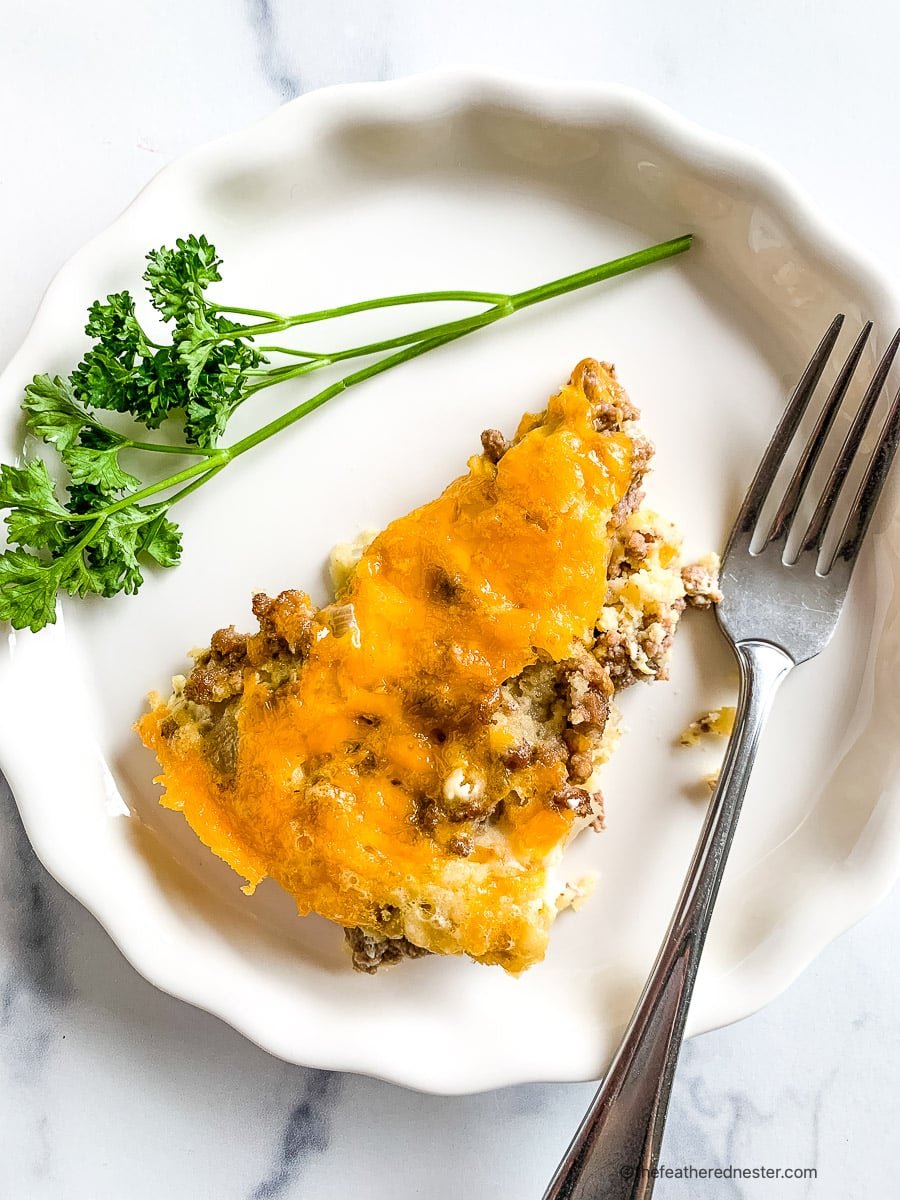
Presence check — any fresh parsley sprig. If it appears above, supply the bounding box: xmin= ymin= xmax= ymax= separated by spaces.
xmin=0 ymin=232 xmax=692 ymax=632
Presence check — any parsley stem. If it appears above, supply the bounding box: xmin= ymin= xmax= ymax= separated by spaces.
xmin=59 ymin=237 xmax=692 ymax=524
xmin=125 ymin=438 xmax=220 ymax=457
xmin=210 ymin=305 xmax=284 ymax=321
xmin=58 ymin=516 xmax=107 ymax=576
xmin=159 ymin=461 xmax=229 ymax=507
xmin=211 ymin=289 xmax=512 ymax=344
xmin=257 ymin=346 xmax=330 ymax=359
xmin=65 ymin=457 xmax=225 ymax=521
xmin=232 ymin=236 xmax=692 ymax=451
xmin=242 ymin=235 xmax=693 ymax=399
xmin=232 ymin=331 xmax=472 ymax=451
xmin=72 ymin=517 xmax=105 ymax=554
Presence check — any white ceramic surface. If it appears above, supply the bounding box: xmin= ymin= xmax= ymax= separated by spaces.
xmin=1 ymin=71 xmax=898 ymax=1095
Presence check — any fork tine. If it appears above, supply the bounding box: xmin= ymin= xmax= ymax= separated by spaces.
xmin=800 ymin=327 xmax=900 ymax=555
xmin=727 ymin=314 xmax=844 ymax=551
xmin=762 ymin=323 xmax=872 ymax=547
xmin=826 ymin=384 xmax=900 ymax=576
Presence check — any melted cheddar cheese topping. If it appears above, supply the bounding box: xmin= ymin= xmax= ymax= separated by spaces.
xmin=138 ymin=364 xmax=636 ymax=972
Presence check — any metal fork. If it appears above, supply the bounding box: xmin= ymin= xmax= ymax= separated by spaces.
xmin=544 ymin=315 xmax=900 ymax=1200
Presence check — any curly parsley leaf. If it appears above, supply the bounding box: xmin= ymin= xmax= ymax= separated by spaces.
xmin=0 ymin=501 xmax=185 ymax=630
xmin=164 ymin=308 xmax=262 ymax=445
xmin=64 ymin=239 xmax=262 ymax=447
xmin=71 ymin=339 xmax=167 ymax=427
xmin=0 ymin=458 xmax=70 ymax=553
xmin=22 ymin=375 xmax=96 ymax=454
xmin=70 ymin=292 xmax=157 ymax=412
xmin=144 ymin=234 xmax=222 ymax=322
xmin=177 ymin=305 xmax=219 ymax=391
xmin=0 ymin=459 xmax=67 ymax=515
xmin=86 ymin=510 xmax=147 ymax=596
xmin=4 ymin=508 xmax=68 ymax=554
xmin=65 ymin=481 xmax=111 ymax=516
xmin=0 ymin=548 xmax=64 ymax=632
xmin=138 ymin=508 xmax=183 ymax=569
xmin=84 ymin=290 xmax=152 ymax=351
xmin=85 ymin=507 xmax=183 ymax=597
xmin=0 ymin=529 xmax=100 ymax=629
xmin=62 ymin=445 xmax=140 ymax=494
xmin=57 ymin=542 xmax=103 ymax=600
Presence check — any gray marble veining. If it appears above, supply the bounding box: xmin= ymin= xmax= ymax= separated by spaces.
xmin=0 ymin=780 xmax=72 ymax=1011
xmin=249 ymin=1072 xmax=343 ymax=1199
xmin=0 ymin=775 xmax=72 ymax=1091
xmin=2 ymin=1 xmax=900 ymax=1196
xmin=246 ymin=0 xmax=303 ymax=101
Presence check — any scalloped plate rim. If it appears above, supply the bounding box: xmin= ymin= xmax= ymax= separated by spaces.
xmin=1 ymin=70 xmax=898 ymax=1094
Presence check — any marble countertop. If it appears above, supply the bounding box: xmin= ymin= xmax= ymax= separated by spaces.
xmin=2 ymin=2 xmax=899 ymax=1196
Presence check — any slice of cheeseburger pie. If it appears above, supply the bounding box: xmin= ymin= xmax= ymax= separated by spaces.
xmin=138 ymin=359 xmax=719 ymax=974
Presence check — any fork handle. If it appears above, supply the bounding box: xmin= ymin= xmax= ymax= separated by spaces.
xmin=543 ymin=639 xmax=793 ymax=1200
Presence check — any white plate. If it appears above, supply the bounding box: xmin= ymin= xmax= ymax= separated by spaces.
xmin=1 ymin=72 xmax=899 ymax=1095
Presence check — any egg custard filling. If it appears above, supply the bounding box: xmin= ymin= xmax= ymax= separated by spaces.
xmin=137 ymin=359 xmax=718 ymax=974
